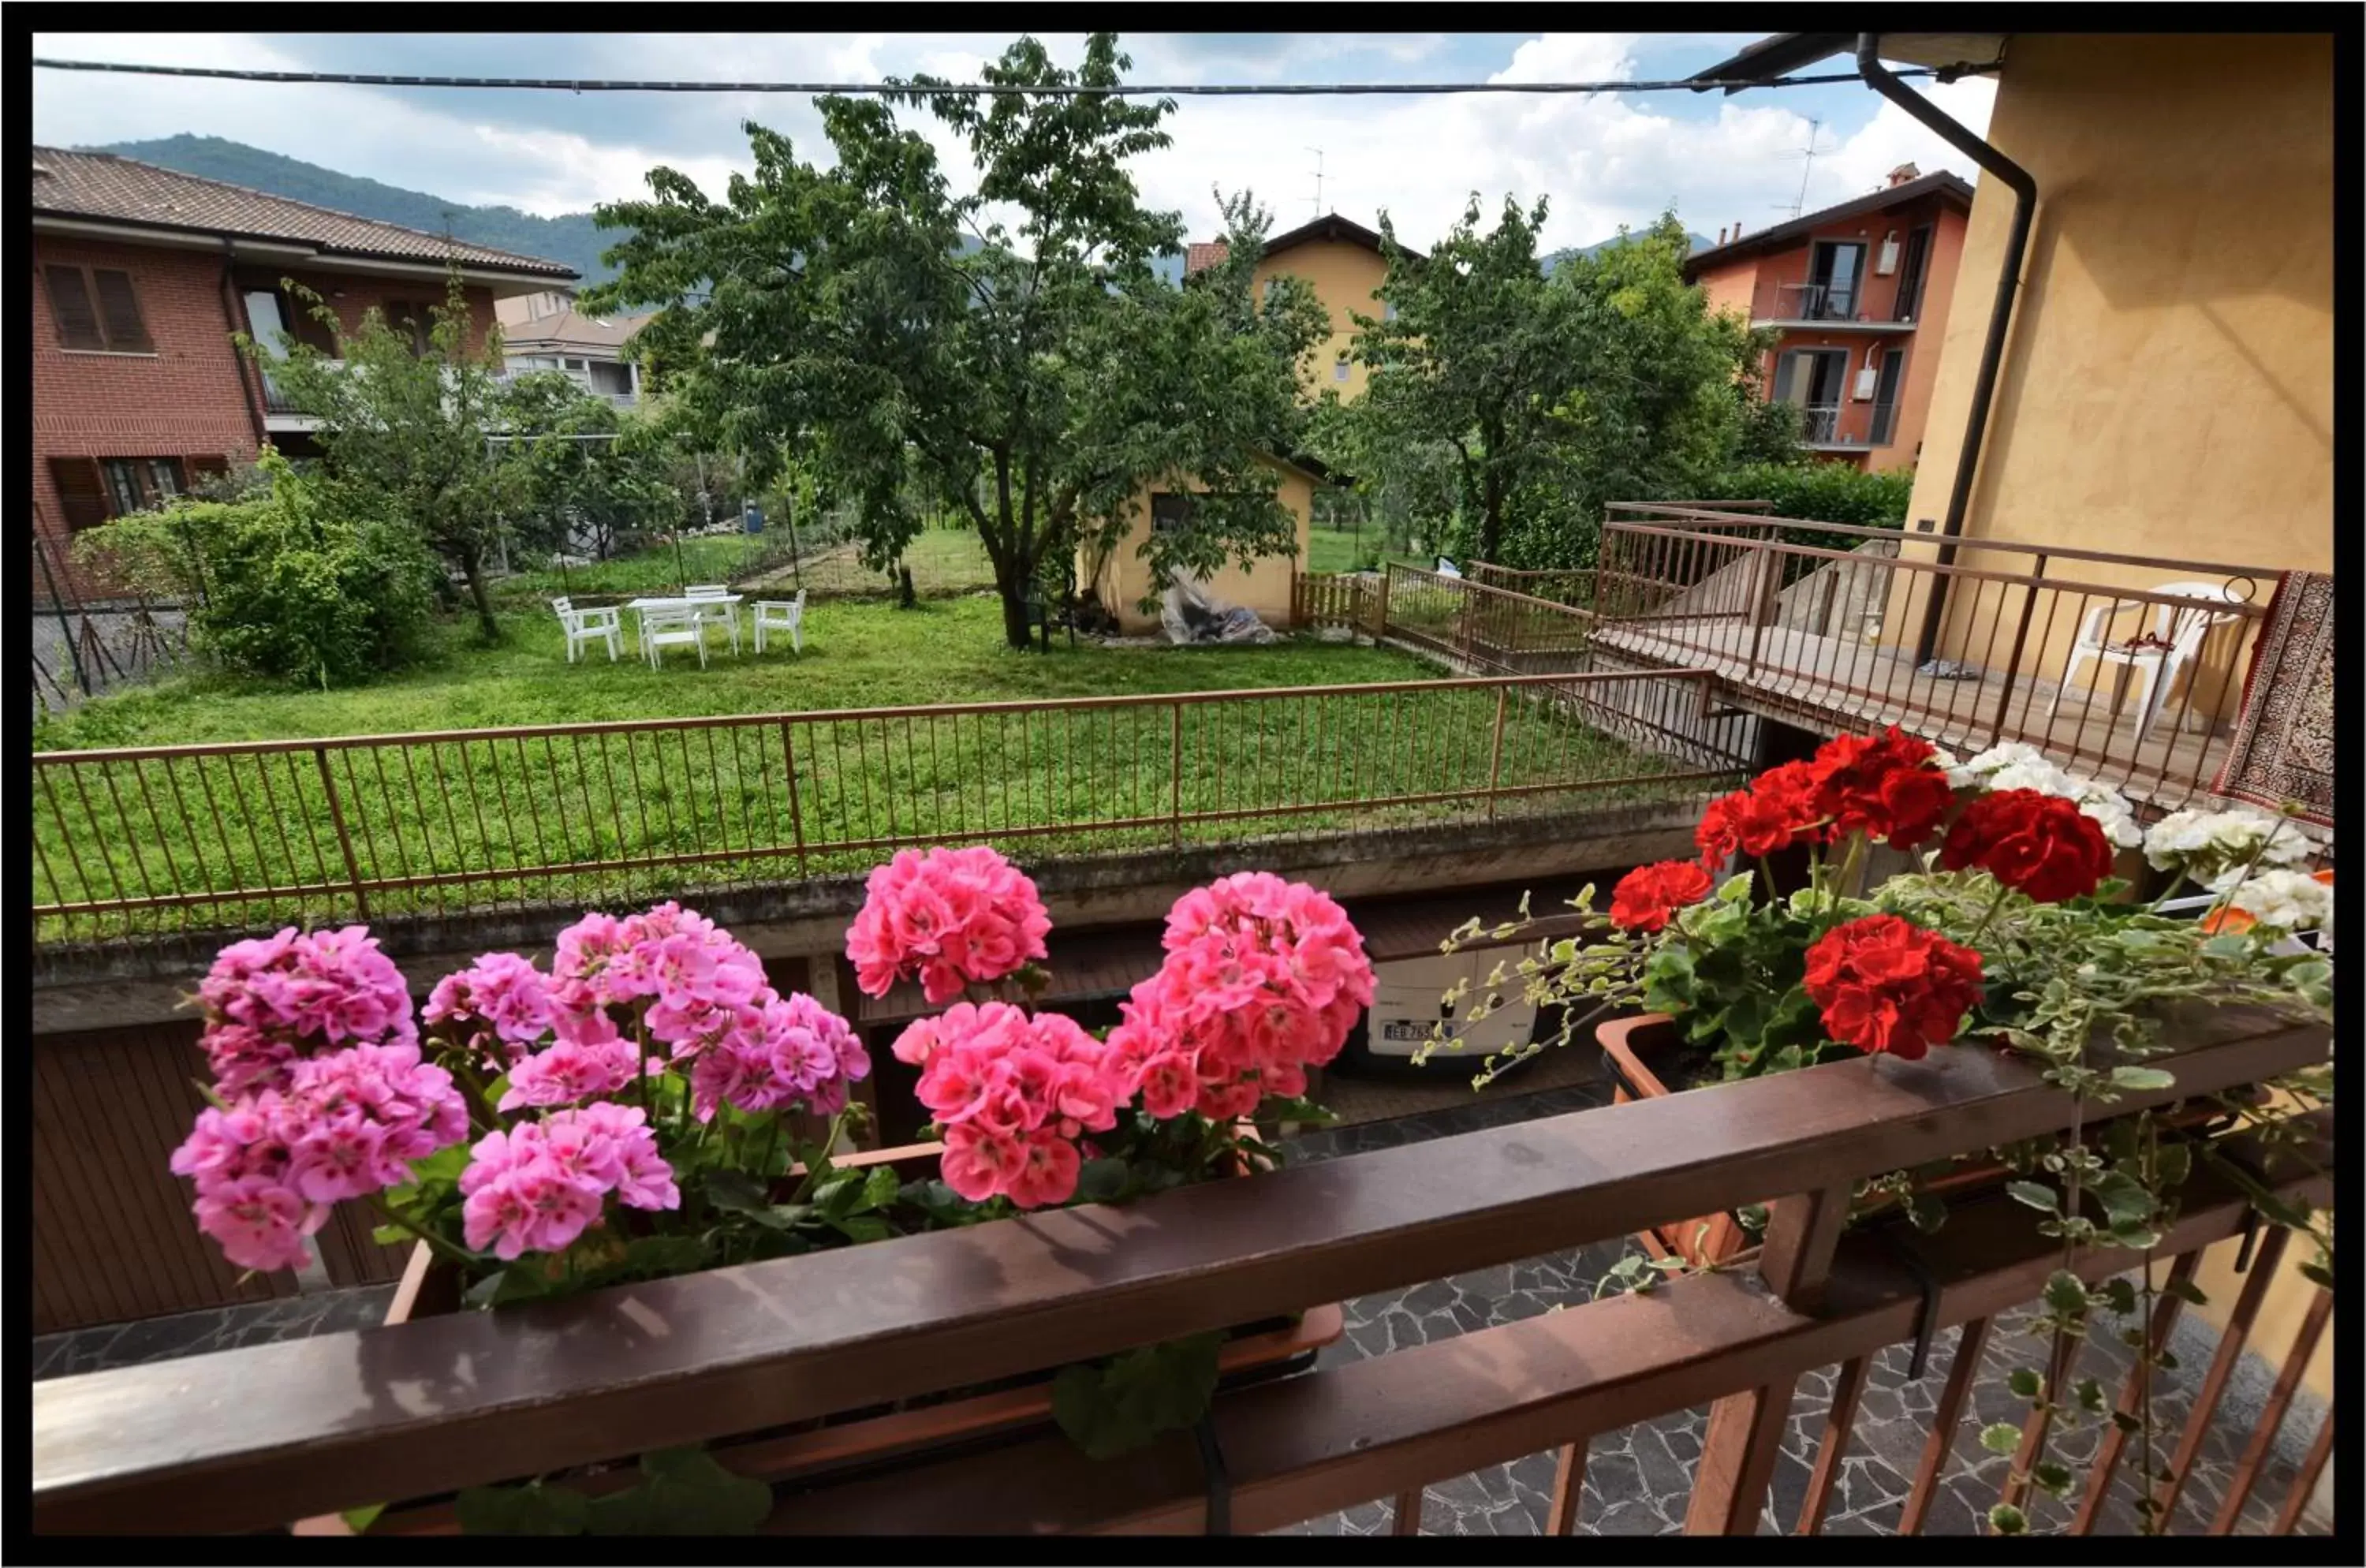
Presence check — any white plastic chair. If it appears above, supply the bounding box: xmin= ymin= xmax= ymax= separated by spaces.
xmin=752 ymin=590 xmax=806 ymax=655
xmin=684 ymin=584 xmax=740 ymax=655
xmin=2043 ymin=581 xmax=2247 ymax=742
xmin=640 ymin=603 xmax=709 ymax=670
xmin=550 ymin=596 xmax=621 ymax=663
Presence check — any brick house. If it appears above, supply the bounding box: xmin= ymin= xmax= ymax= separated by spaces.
xmin=1682 ymin=164 xmax=1973 ymax=471
xmin=32 ymin=147 xmax=577 ymax=599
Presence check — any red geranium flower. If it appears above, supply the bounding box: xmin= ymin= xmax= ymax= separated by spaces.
xmin=1696 ymin=760 xmax=1829 ymax=865
xmin=1939 ymin=790 xmax=2115 ymax=903
xmin=1608 ymin=860 xmax=1716 ymax=933
xmin=1811 ymin=727 xmax=1957 ymax=849
xmin=1802 ymin=914 xmax=1985 ymax=1061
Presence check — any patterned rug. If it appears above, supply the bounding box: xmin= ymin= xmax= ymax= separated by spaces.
xmin=2212 ymin=570 xmax=2334 ymax=826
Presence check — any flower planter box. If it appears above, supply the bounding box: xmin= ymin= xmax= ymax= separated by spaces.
xmin=296 ymin=1137 xmax=1343 ymax=1536
xmin=1597 ymin=1012 xmax=2263 ymax=1270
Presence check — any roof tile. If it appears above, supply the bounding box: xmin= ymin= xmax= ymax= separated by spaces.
xmin=31 ymin=147 xmax=576 ymax=278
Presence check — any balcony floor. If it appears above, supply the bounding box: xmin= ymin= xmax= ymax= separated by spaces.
xmin=1593 ymin=616 xmax=2243 ymax=818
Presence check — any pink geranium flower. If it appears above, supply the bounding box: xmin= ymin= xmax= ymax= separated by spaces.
xmin=846 ymin=846 xmax=1051 ymax=1004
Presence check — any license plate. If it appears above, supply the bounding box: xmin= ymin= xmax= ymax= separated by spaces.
xmin=1380 ymin=1020 xmax=1430 ymax=1042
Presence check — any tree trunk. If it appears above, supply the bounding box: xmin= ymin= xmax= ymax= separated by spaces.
xmin=458 ymin=543 xmax=500 ymax=641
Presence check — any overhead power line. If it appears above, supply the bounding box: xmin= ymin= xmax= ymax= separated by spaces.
xmin=28 ymin=58 xmax=1982 ymax=96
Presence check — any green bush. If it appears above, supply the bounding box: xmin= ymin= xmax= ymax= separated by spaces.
xmin=1700 ymin=461 xmax=1916 ymax=532
xmin=77 ymin=452 xmax=438 ymax=689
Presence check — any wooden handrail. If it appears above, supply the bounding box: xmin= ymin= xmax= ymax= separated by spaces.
xmin=30 ymin=1005 xmax=2327 ymax=1534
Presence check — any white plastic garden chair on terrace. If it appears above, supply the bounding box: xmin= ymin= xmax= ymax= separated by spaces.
xmin=752 ymin=589 xmax=806 ymax=655
xmin=640 ymin=603 xmax=710 ymax=670
xmin=550 ymin=596 xmax=621 ymax=663
xmin=684 ymin=584 xmax=741 ymax=655
xmin=2042 ymin=581 xmax=2247 ymax=743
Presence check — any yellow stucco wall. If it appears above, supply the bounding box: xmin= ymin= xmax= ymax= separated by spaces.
xmin=1254 ymin=237 xmax=1391 ymax=401
xmin=1088 ymin=455 xmax=1316 ymax=635
xmin=1886 ymin=34 xmax=2333 ymax=715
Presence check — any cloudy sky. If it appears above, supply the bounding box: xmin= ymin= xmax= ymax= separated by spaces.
xmin=31 ymin=32 xmax=1996 ymax=250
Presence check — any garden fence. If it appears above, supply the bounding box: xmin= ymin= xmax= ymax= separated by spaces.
xmin=33 ymin=669 xmax=1743 ymax=952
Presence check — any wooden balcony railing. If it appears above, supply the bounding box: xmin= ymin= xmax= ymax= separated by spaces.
xmin=30 ymin=1004 xmax=2331 ymax=1536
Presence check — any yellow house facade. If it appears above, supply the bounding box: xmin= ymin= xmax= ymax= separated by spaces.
xmin=1882 ymin=31 xmax=2334 ymax=1402
xmin=1871 ymin=34 xmax=2333 ymax=715
xmin=1087 ymin=215 xmax=1405 ymax=634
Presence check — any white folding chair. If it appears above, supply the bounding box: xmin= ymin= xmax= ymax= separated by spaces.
xmin=2043 ymin=581 xmax=2247 ymax=742
xmin=640 ymin=603 xmax=709 ymax=670
xmin=550 ymin=596 xmax=621 ymax=663
xmin=752 ymin=589 xmax=806 ymax=655
xmin=684 ymin=584 xmax=740 ymax=655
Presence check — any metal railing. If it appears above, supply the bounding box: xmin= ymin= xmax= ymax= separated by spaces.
xmin=1592 ymin=510 xmax=2286 ymax=812
xmin=1801 ymin=402 xmax=1845 ymax=443
xmin=29 ymin=1006 xmax=2332 ymax=1536
xmin=1756 ymin=279 xmax=1865 ymax=323
xmin=32 ymin=670 xmax=1744 ymax=951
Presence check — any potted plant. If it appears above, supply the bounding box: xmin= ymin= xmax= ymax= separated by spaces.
xmin=170 ymin=847 xmax=1372 ymax=1536
xmin=1427 ymin=733 xmax=2331 ymax=1264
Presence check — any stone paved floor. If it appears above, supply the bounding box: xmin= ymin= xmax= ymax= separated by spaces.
xmin=31 ymin=1069 xmax=2329 ymax=1537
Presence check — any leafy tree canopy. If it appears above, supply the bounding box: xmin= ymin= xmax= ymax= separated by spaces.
xmin=583 ymin=32 xmax=1326 ymax=648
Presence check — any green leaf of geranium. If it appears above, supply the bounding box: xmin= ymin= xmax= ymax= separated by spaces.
xmin=1716 ymin=872 xmax=1756 ymax=904
xmin=2075 ymin=1377 xmax=2107 ymax=1413
xmin=2005 ymin=1181 xmax=2059 ymax=1213
xmin=583 ymin=1447 xmax=771 ymax=1535
xmin=1987 ymin=1503 xmax=2028 ymax=1536
xmin=1051 ymin=1333 xmax=1224 ymax=1461
xmin=2032 ymin=1462 xmax=2073 ymax=1498
xmin=2007 ymin=1368 xmax=2043 ymax=1398
xmin=2042 ymin=1271 xmax=2090 ymax=1316
xmin=339 ymin=1503 xmax=386 ymax=1535
xmin=455 ymin=1480 xmax=589 ymax=1536
xmin=859 ymin=1163 xmax=903 ymax=1212
xmin=1075 ymin=1157 xmax=1131 ymax=1204
xmin=1980 ymin=1423 xmax=2024 ymax=1455
xmin=2107 ymin=1066 xmax=2178 ymax=1093
xmin=2163 ymin=1275 xmax=2208 ymax=1307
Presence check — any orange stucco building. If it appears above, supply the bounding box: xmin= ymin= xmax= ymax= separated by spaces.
xmin=1684 ymin=166 xmax=1972 ymax=472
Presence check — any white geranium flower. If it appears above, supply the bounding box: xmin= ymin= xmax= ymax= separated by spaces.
xmin=1946 ymin=741 xmax=2050 ymax=790
xmin=2217 ymin=868 xmax=2333 ymax=933
xmin=2073 ymin=785 xmax=2144 ymax=850
xmin=2145 ymin=808 xmax=2309 ymax=876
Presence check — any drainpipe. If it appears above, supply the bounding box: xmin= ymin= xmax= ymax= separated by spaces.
xmin=1856 ymin=34 xmax=2037 ymax=666
xmin=219 ymin=241 xmax=267 ymax=450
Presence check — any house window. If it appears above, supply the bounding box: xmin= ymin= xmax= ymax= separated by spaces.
xmin=1150 ymin=494 xmax=1196 ymax=535
xmin=45 ymin=264 xmax=155 ymax=353
xmin=382 ymin=299 xmax=435 ymax=355
xmin=1773 ymin=349 xmax=1850 ymax=442
xmin=1868 ymin=348 xmax=1909 ymax=445
xmin=1333 ymin=355 xmax=1351 ymax=383
xmin=1807 ymin=241 xmax=1866 ymax=321
xmin=1892 ymin=225 xmax=1933 ymax=321
xmin=51 ymin=456 xmax=192 ymax=530
xmin=1383 ymin=300 xmax=1399 ymax=323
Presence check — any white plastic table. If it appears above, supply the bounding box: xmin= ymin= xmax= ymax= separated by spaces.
xmin=623 ymin=594 xmax=743 ymax=657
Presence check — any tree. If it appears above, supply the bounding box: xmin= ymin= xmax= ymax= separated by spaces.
xmin=584 ymin=32 xmax=1324 ymax=648
xmin=500 ymin=374 xmax=679 ymax=561
xmin=244 ymin=274 xmax=522 ymax=638
xmin=1332 ymin=194 xmax=1588 ymax=564
xmin=75 ymin=450 xmax=437 ymax=689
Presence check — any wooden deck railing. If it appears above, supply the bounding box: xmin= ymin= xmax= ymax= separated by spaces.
xmin=30 ymin=1004 xmax=2331 ymax=1536
xmin=32 ymin=669 xmax=1742 ymax=952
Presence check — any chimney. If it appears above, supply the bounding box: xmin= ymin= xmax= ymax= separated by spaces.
xmin=1731 ymin=219 xmax=1742 ymax=240
xmin=1715 ymin=226 xmax=1728 ymax=245
xmin=1886 ymin=162 xmax=1921 ymax=189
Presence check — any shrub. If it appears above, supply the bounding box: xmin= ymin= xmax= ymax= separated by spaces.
xmin=1700 ymin=461 xmax=1916 ymax=532
xmin=77 ymin=452 xmax=438 ymax=689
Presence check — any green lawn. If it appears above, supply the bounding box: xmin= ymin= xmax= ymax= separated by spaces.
xmin=1306 ymin=525 xmax=1374 ymax=576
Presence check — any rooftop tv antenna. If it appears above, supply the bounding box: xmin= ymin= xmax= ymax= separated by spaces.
xmin=1307 ymin=147 xmax=1325 ymax=219
xmin=1776 ymin=118 xmax=1833 ymax=218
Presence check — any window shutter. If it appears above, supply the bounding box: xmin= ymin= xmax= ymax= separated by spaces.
xmin=49 ymin=458 xmax=113 ymax=531
xmin=91 ymin=270 xmax=154 ymax=352
xmin=285 ymin=289 xmax=341 ymax=357
xmin=44 ymin=267 xmax=106 ymax=350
